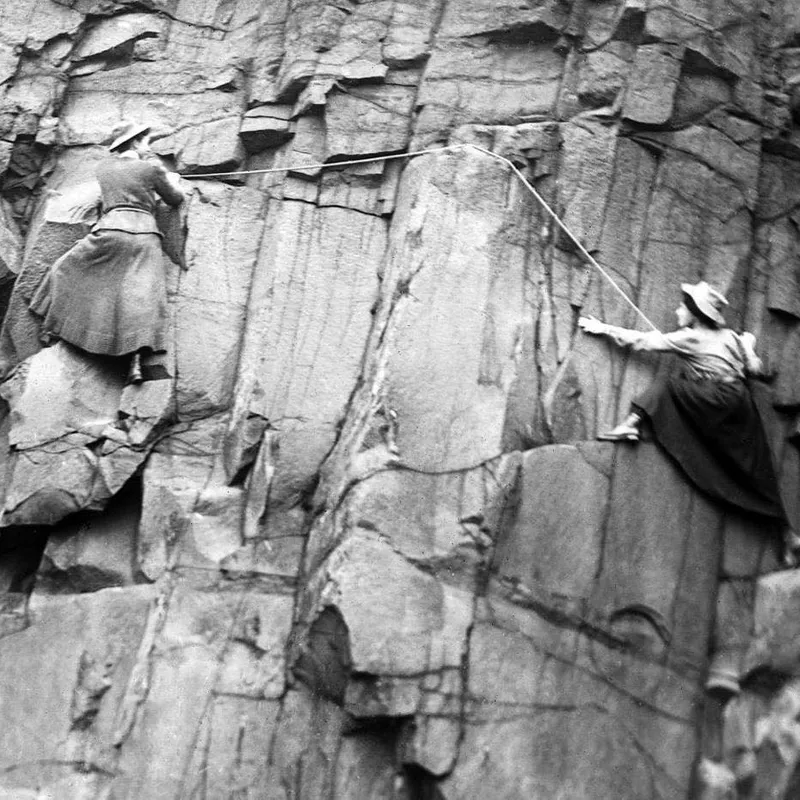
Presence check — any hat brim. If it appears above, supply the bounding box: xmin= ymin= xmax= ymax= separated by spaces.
xmin=681 ymin=282 xmax=726 ymax=326
xmin=109 ymin=123 xmax=151 ymax=152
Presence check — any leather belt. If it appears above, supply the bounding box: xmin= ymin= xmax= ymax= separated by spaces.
xmin=101 ymin=204 xmax=153 ymax=215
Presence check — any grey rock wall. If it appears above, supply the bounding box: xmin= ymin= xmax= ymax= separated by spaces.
xmin=0 ymin=1 xmax=799 ymax=798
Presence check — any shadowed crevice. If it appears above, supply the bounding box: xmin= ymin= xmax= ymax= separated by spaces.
xmin=292 ymin=605 xmax=353 ymax=704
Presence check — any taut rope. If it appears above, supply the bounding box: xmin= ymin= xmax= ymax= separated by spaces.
xmin=181 ymin=142 xmax=659 ymax=331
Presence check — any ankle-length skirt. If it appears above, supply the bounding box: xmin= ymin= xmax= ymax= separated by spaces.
xmin=30 ymin=229 xmax=168 ymax=357
xmin=633 ymin=370 xmax=788 ymax=523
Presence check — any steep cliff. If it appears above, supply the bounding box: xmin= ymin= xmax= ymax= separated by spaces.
xmin=0 ymin=1 xmax=800 ymax=798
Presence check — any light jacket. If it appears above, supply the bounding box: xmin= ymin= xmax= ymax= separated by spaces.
xmin=91 ymin=155 xmax=183 ymax=237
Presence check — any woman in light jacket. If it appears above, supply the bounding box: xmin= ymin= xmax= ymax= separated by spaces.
xmin=579 ymin=281 xmax=800 ymax=564
xmin=31 ymin=121 xmax=184 ymax=383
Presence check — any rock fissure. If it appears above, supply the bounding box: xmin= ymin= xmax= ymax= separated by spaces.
xmin=111 ymin=576 xmax=175 ymax=748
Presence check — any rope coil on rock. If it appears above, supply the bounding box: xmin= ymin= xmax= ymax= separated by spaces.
xmin=181 ymin=142 xmax=659 ymax=332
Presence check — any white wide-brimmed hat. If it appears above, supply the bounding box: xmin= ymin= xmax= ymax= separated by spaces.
xmin=681 ymin=281 xmax=728 ymax=326
xmin=108 ymin=121 xmax=151 ymax=152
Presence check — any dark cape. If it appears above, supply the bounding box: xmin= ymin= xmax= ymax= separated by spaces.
xmin=30 ymin=229 xmax=168 ymax=356
xmin=634 ymin=368 xmax=788 ymax=524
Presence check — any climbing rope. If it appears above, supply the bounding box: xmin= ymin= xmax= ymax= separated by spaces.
xmin=465 ymin=144 xmax=659 ymax=332
xmin=181 ymin=142 xmax=659 ymax=332
xmin=178 ymin=145 xmax=451 ymax=179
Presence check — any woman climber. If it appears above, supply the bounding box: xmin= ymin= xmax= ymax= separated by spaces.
xmin=30 ymin=121 xmax=185 ymax=384
xmin=579 ymin=281 xmax=800 ymax=565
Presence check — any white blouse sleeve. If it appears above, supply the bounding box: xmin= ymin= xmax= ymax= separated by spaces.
xmin=600 ymin=324 xmax=698 ymax=353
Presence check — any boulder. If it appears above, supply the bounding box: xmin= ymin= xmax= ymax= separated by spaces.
xmin=0 ymin=343 xmax=172 ymax=527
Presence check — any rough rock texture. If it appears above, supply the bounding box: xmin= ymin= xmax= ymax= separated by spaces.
xmin=0 ymin=1 xmax=799 ymax=798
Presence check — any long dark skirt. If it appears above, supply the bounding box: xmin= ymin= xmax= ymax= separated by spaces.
xmin=633 ymin=370 xmax=788 ymax=524
xmin=30 ymin=229 xmax=168 ymax=357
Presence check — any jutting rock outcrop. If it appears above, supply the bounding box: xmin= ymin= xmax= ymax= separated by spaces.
xmin=0 ymin=1 xmax=800 ymax=798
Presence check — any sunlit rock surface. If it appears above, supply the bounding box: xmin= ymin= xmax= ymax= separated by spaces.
xmin=0 ymin=1 xmax=799 ymax=798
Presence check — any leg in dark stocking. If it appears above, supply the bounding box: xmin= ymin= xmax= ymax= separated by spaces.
xmin=127 ymin=351 xmax=143 ymax=385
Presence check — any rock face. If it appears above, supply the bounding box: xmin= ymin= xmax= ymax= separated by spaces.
xmin=0 ymin=1 xmax=799 ymax=798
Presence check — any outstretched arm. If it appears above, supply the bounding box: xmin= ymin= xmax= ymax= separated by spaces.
xmin=578 ymin=316 xmax=677 ymax=352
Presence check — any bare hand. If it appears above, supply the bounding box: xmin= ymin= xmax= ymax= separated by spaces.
xmin=740 ymin=331 xmax=756 ymax=348
xmin=578 ymin=315 xmax=606 ymax=335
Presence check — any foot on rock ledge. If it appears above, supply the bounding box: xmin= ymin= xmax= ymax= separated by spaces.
xmin=597 ymin=424 xmax=640 ymax=442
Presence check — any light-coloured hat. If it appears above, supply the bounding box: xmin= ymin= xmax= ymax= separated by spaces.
xmin=108 ymin=121 xmax=151 ymax=152
xmin=681 ymin=280 xmax=728 ymax=326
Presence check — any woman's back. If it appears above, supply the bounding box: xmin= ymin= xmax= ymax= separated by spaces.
xmin=663 ymin=326 xmax=747 ymax=380
xmin=96 ymin=157 xmax=182 ymax=212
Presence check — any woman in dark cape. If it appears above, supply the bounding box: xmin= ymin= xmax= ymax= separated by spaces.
xmin=31 ymin=121 xmax=184 ymax=383
xmin=579 ymin=281 xmax=800 ymax=564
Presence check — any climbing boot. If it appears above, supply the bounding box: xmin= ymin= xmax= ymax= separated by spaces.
xmin=597 ymin=412 xmax=641 ymax=442
xmin=597 ymin=424 xmax=640 ymax=442
xmin=127 ymin=352 xmax=144 ymax=385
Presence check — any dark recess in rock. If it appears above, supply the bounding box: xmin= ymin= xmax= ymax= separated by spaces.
xmin=403 ymin=764 xmax=446 ymax=800
xmin=292 ymin=605 xmax=353 ymax=704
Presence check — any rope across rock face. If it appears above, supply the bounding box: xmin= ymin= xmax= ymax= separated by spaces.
xmin=180 ymin=143 xmax=660 ymax=333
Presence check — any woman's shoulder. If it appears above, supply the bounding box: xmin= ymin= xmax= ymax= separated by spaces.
xmin=666 ymin=325 xmax=734 ymax=351
xmin=97 ymin=156 xmax=161 ymax=176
